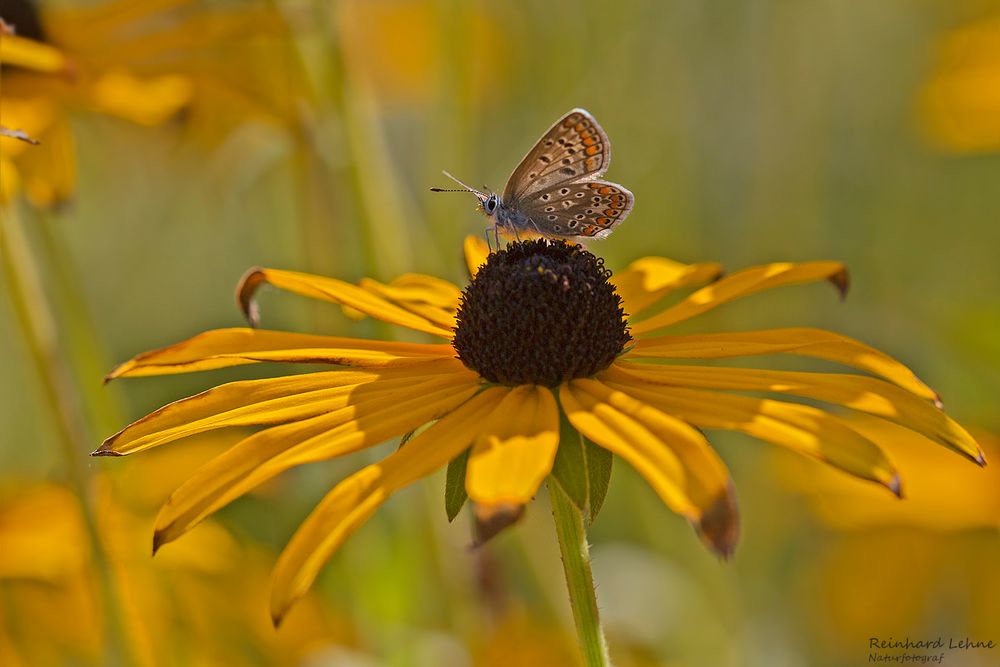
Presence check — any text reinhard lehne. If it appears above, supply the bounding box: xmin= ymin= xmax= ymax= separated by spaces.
xmin=869 ymin=637 xmax=995 ymax=650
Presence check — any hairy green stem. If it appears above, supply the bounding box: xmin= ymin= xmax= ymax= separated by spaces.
xmin=548 ymin=478 xmax=611 ymax=667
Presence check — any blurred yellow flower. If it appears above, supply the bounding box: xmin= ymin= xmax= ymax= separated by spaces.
xmin=0 ymin=0 xmax=302 ymax=206
xmin=772 ymin=428 xmax=1000 ymax=661
xmin=96 ymin=237 xmax=983 ymax=624
xmin=919 ymin=15 xmax=1000 ymax=152
xmin=0 ymin=450 xmax=353 ymax=666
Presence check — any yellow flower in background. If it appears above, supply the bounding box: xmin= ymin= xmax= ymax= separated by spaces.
xmin=96 ymin=237 xmax=984 ymax=624
xmin=919 ymin=15 xmax=1000 ymax=153
xmin=0 ymin=0 xmax=303 ymax=206
xmin=0 ymin=441 xmax=353 ymax=666
xmin=771 ymin=427 xmax=1000 ymax=660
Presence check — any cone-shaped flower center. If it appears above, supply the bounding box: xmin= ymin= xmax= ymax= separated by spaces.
xmin=4 ymin=0 xmax=46 ymax=42
xmin=453 ymin=239 xmax=631 ymax=386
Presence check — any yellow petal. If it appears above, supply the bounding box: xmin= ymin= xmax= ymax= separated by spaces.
xmin=89 ymin=70 xmax=193 ymax=126
xmin=106 ymin=328 xmax=456 ymax=379
xmin=466 ymin=385 xmax=560 ymax=505
xmin=238 ymin=268 xmax=453 ymax=338
xmin=613 ymin=258 xmax=723 ymax=316
xmin=464 ymin=235 xmax=490 ymax=278
xmin=610 ymin=362 xmax=983 ymax=465
xmin=629 ymin=327 xmax=938 ymax=402
xmin=386 ymin=273 xmax=463 ymax=309
xmin=631 ymin=261 xmax=848 ymax=335
xmin=561 ymin=379 xmax=738 ymax=556
xmin=357 ymin=276 xmax=458 ymax=329
xmin=153 ymin=375 xmax=483 ymax=550
xmin=97 ymin=359 xmax=469 ymax=455
xmin=269 ymin=386 xmax=509 ymax=625
xmin=603 ymin=380 xmax=900 ymax=493
xmin=0 ymin=35 xmax=68 ymax=72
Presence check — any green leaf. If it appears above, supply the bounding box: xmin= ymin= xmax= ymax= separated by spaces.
xmin=585 ymin=435 xmax=612 ymax=523
xmin=551 ymin=412 xmax=613 ymax=524
xmin=445 ymin=447 xmax=470 ymax=522
xmin=552 ymin=413 xmax=589 ymax=511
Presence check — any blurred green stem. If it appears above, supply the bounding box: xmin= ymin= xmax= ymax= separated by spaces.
xmin=0 ymin=205 xmax=126 ymax=664
xmin=548 ymin=478 xmax=611 ymax=667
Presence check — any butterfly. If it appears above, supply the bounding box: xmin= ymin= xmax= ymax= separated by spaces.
xmin=431 ymin=108 xmax=634 ymax=245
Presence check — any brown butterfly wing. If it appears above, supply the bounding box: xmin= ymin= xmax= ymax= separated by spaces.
xmin=516 ymin=180 xmax=634 ymax=240
xmin=502 ymin=109 xmax=611 ymax=202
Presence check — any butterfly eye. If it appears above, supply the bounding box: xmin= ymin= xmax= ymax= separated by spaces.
xmin=484 ymin=194 xmax=499 ymax=214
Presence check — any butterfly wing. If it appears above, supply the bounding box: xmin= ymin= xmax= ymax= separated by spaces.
xmin=516 ymin=180 xmax=634 ymax=240
xmin=502 ymin=109 xmax=612 ymax=202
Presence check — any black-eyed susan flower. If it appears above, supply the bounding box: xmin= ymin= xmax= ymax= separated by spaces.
xmin=0 ymin=0 xmax=303 ymax=206
xmin=95 ymin=236 xmax=985 ymax=631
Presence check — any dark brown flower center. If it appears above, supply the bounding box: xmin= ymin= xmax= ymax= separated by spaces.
xmin=3 ymin=0 xmax=46 ymax=42
xmin=452 ymin=240 xmax=631 ymax=387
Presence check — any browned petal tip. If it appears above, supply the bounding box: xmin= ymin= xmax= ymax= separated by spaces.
xmin=470 ymin=502 xmax=525 ymax=549
xmin=828 ymin=268 xmax=850 ymax=300
xmin=976 ymin=450 xmax=988 ymax=467
xmin=152 ymin=531 xmax=168 ymax=556
xmin=90 ymin=442 xmax=122 ymax=457
xmin=696 ymin=484 xmax=740 ymax=560
xmin=933 ymin=393 xmax=944 ymax=410
xmin=888 ymin=474 xmax=903 ymax=499
xmin=236 ymin=267 xmax=267 ymax=328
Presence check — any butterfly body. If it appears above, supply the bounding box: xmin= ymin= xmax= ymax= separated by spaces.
xmin=433 ymin=109 xmax=634 ymax=242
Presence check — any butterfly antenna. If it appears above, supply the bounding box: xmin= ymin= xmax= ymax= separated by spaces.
xmin=430 ymin=170 xmax=487 ymax=198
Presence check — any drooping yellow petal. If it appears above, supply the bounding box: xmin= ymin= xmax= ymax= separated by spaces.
xmin=88 ymin=70 xmax=193 ymax=126
xmin=357 ymin=276 xmax=458 ymax=329
xmin=603 ymin=381 xmax=901 ymax=494
xmin=609 ymin=362 xmax=983 ymax=464
xmin=106 ymin=328 xmax=456 ymax=379
xmin=466 ymin=385 xmax=559 ymax=505
xmin=0 ymin=34 xmax=68 ymax=72
xmin=153 ymin=375 xmax=483 ymax=550
xmin=631 ymin=261 xmax=848 ymax=335
xmin=561 ymin=379 xmax=738 ymax=556
xmin=464 ymin=235 xmax=490 ymax=277
xmin=629 ymin=328 xmax=938 ymax=402
xmin=238 ymin=268 xmax=453 ymax=338
xmin=269 ymin=387 xmax=509 ymax=626
xmin=613 ymin=257 xmax=723 ymax=316
xmin=97 ymin=359 xmax=469 ymax=455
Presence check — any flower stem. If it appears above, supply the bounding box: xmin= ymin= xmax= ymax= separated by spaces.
xmin=548 ymin=478 xmax=611 ymax=667
xmin=0 ymin=205 xmax=127 ymax=664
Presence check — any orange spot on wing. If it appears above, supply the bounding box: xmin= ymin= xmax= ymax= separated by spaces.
xmin=596 ymin=217 xmax=610 ymax=225
xmin=585 ymin=145 xmax=599 ymax=156
xmin=599 ymin=186 xmax=612 ymax=195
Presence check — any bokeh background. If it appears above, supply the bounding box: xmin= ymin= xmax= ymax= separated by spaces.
xmin=2 ymin=1 xmax=999 ymax=665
